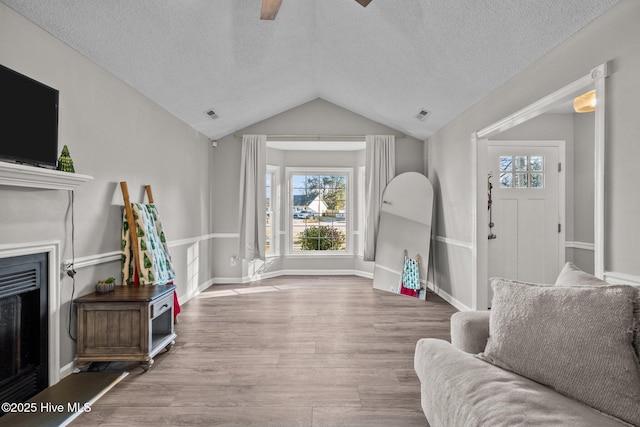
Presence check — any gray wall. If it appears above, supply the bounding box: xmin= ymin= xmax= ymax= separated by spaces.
xmin=211 ymin=99 xmax=425 ymax=280
xmin=427 ymin=0 xmax=640 ymax=308
xmin=0 ymin=5 xmax=213 ymax=370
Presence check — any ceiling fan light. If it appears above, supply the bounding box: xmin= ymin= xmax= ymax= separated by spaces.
xmin=573 ymin=90 xmax=596 ymax=113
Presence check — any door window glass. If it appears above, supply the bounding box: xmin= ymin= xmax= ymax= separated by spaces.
xmin=499 ymin=155 xmax=544 ymax=189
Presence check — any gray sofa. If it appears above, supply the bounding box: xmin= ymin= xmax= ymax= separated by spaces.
xmin=414 ymin=263 xmax=640 ymax=427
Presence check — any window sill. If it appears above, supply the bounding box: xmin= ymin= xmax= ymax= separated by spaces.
xmin=285 ymin=252 xmax=354 ymax=258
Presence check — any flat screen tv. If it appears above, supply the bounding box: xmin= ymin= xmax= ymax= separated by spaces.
xmin=0 ymin=64 xmax=59 ymax=168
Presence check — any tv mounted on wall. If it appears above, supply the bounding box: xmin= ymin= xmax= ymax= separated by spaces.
xmin=0 ymin=64 xmax=59 ymax=169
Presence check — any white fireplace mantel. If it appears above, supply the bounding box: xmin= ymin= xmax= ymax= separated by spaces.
xmin=0 ymin=161 xmax=93 ymax=190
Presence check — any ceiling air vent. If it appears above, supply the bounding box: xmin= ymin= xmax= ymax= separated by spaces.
xmin=204 ymin=109 xmax=219 ymax=120
xmin=415 ymin=109 xmax=430 ymax=121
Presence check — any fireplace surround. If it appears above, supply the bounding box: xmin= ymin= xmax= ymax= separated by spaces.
xmin=0 ymin=242 xmax=61 ymax=399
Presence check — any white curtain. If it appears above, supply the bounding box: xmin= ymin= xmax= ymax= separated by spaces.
xmin=364 ymin=135 xmax=395 ymax=261
xmin=238 ymin=134 xmax=267 ymax=261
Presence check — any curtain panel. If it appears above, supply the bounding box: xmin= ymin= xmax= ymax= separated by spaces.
xmin=364 ymin=135 xmax=395 ymax=261
xmin=238 ymin=134 xmax=267 ymax=261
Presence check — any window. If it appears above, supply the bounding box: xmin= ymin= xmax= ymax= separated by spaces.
xmin=266 ymin=166 xmax=279 ymax=255
xmin=499 ymin=155 xmax=544 ymax=189
xmin=288 ymin=168 xmax=351 ymax=253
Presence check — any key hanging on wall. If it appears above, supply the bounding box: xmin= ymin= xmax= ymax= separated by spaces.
xmin=488 ymin=174 xmax=497 ymax=240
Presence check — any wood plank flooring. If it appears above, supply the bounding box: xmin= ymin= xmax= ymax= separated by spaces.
xmin=72 ymin=276 xmax=457 ymax=427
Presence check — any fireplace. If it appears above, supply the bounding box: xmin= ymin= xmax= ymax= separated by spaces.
xmin=0 ymin=253 xmax=48 ymax=414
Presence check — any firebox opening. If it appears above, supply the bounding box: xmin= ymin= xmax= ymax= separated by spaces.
xmin=0 ymin=253 xmax=48 ymax=415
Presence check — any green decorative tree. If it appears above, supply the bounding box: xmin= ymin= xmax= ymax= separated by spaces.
xmin=56 ymin=145 xmax=75 ymax=173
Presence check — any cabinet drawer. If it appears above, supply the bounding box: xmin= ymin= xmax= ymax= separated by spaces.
xmin=150 ymin=292 xmax=173 ymax=319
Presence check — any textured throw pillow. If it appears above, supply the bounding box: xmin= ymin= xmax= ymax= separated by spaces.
xmin=554 ymin=262 xmax=640 ymax=359
xmin=478 ymin=279 xmax=640 ymax=426
xmin=554 ymin=261 xmax=607 ymax=286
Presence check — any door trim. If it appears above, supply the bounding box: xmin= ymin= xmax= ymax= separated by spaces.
xmin=486 ymin=140 xmax=566 ymax=285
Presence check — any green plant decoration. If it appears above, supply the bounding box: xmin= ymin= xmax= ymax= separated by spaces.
xmin=56 ymin=145 xmax=75 ymax=173
xmin=95 ymin=277 xmax=116 ymax=293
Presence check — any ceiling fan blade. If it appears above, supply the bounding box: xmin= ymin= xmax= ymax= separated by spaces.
xmin=261 ymin=0 xmax=282 ymax=20
xmin=354 ymin=0 xmax=373 ymax=7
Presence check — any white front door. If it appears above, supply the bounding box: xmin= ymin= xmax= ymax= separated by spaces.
xmin=487 ymin=142 xmax=564 ymax=292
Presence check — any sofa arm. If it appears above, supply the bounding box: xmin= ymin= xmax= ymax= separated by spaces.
xmin=450 ymin=311 xmax=490 ymax=354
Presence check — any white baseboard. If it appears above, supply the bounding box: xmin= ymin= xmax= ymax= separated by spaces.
xmin=355 ymin=270 xmax=373 ymax=279
xmin=430 ymin=284 xmax=472 ymax=312
xmin=210 ymin=269 xmax=374 ymax=285
xmin=176 ymin=278 xmax=217 ymax=304
xmin=59 ymin=360 xmax=75 ymax=380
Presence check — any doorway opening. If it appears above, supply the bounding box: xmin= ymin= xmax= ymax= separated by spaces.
xmin=486 ymin=141 xmax=565 ymax=303
xmin=470 ymin=62 xmax=607 ymax=310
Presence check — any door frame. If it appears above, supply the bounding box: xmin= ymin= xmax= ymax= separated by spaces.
xmin=486 ymin=140 xmax=566 ymax=286
xmin=470 ymin=62 xmax=607 ymax=310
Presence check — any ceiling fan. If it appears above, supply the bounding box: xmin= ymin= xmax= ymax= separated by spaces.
xmin=261 ymin=0 xmax=373 ymax=20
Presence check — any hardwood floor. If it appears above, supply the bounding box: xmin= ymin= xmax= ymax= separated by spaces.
xmin=73 ymin=276 xmax=457 ymax=426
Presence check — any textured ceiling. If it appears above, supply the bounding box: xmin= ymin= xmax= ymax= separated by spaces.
xmin=1 ymin=0 xmax=620 ymax=140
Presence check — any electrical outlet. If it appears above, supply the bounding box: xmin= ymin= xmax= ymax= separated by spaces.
xmin=230 ymin=256 xmax=237 ymax=266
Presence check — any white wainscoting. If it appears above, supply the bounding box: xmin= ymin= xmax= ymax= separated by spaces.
xmin=60 ymin=233 xmax=240 ymax=306
xmin=431 ymin=235 xmax=474 ymax=311
xmin=61 ymin=233 xmax=240 ymax=271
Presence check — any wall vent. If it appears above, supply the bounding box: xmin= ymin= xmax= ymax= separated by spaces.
xmin=204 ymin=109 xmax=219 ymax=120
xmin=415 ymin=109 xmax=430 ymax=121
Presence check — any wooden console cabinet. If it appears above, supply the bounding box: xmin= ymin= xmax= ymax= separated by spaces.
xmin=75 ymin=285 xmax=176 ymax=371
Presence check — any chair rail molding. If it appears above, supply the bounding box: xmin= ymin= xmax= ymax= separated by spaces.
xmin=565 ymin=241 xmax=595 ymax=251
xmin=61 ymin=233 xmax=239 ymax=270
xmin=604 ymin=271 xmax=640 ymax=286
xmin=433 ymin=235 xmax=473 ymax=250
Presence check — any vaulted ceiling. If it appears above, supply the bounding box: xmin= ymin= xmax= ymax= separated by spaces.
xmin=1 ymin=0 xmax=620 ymax=140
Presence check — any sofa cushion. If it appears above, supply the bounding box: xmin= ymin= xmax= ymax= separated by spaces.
xmin=478 ymin=279 xmax=640 ymax=426
xmin=554 ymin=261 xmax=607 ymax=286
xmin=415 ymin=339 xmax=629 ymax=427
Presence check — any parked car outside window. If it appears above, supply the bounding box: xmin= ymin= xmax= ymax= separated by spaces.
xmin=294 ymin=209 xmax=316 ymax=219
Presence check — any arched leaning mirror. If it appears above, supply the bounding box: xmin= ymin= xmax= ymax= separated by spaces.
xmin=372 ymin=172 xmax=434 ymax=300
xmin=471 ymin=63 xmax=607 ymax=310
